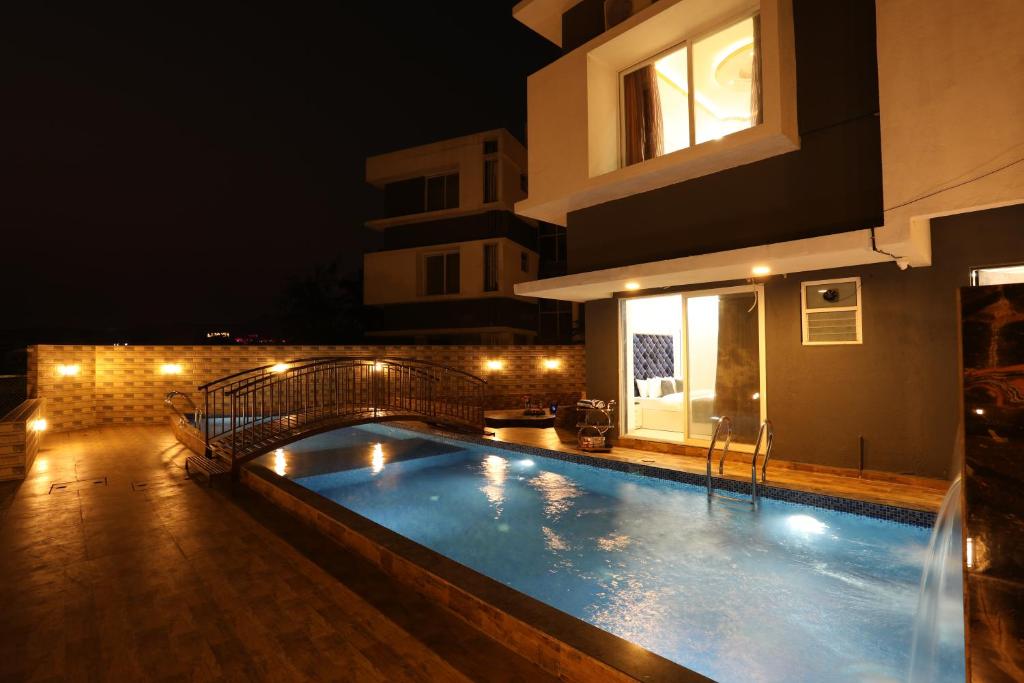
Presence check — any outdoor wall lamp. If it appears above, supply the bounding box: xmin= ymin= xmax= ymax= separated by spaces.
xmin=56 ymin=364 xmax=80 ymax=377
xmin=485 ymin=360 xmax=504 ymax=371
xmin=159 ymin=364 xmax=183 ymax=375
xmin=543 ymin=359 xmax=561 ymax=370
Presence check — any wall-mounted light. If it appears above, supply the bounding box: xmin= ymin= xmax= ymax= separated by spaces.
xmin=269 ymin=363 xmax=289 ymax=373
xmin=543 ymin=358 xmax=561 ymax=370
xmin=624 ymin=281 xmax=641 ymax=291
xmin=974 ymin=408 xmax=985 ymax=416
xmin=751 ymin=392 xmax=760 ymax=400
xmin=751 ymin=265 xmax=771 ymax=277
xmin=273 ymin=448 xmax=286 ymax=476
xmin=159 ymin=363 xmax=183 ymax=375
xmin=31 ymin=418 xmax=48 ymax=432
xmin=485 ymin=359 xmax=504 ymax=371
xmin=56 ymin=364 xmax=80 ymax=377
xmin=373 ymin=361 xmax=385 ymax=372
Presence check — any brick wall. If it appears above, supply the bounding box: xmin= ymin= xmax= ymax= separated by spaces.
xmin=28 ymin=345 xmax=586 ymax=433
xmin=0 ymin=398 xmax=45 ymax=481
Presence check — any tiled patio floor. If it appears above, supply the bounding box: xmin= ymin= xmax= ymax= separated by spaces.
xmin=0 ymin=426 xmax=557 ymax=682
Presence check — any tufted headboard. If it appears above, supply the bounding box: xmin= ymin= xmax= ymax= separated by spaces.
xmin=632 ymin=333 xmax=675 ymax=383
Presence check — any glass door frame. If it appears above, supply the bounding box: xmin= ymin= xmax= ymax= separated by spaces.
xmin=618 ymin=283 xmax=767 ymax=452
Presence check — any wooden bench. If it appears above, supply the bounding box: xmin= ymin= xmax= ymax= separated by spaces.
xmin=185 ymin=455 xmax=231 ymax=486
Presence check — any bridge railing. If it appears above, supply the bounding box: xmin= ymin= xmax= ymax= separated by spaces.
xmin=197 ymin=356 xmax=486 ymax=462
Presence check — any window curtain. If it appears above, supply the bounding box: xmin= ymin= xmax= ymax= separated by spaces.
xmin=623 ymin=65 xmax=664 ymax=165
xmin=712 ymin=293 xmax=761 ymax=443
xmin=749 ymin=14 xmax=763 ymax=126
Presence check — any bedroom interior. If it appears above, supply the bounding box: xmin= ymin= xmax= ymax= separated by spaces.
xmin=623 ymin=287 xmax=763 ymax=446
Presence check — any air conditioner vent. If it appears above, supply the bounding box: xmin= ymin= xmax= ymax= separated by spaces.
xmin=802 ymin=277 xmax=862 ymax=345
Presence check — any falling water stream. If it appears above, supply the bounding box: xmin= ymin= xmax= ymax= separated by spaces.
xmin=907 ymin=476 xmax=966 ymax=682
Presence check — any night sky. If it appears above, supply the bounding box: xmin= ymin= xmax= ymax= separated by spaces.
xmin=1 ymin=2 xmax=558 ymax=342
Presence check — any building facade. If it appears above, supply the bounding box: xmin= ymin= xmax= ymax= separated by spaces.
xmin=512 ymin=0 xmax=1024 ymax=478
xmin=362 ymin=129 xmax=576 ymax=344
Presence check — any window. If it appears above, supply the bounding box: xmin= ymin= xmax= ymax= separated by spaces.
xmin=622 ymin=287 xmax=764 ymax=445
xmin=483 ymin=243 xmax=499 ymax=292
xmin=483 ymin=159 xmax=499 ymax=203
xmin=425 ymin=172 xmax=459 ymax=212
xmin=424 ymin=251 xmax=460 ymax=296
xmin=971 ymin=264 xmax=1024 ymax=286
xmin=483 ymin=139 xmax=498 ymax=154
xmin=620 ymin=14 xmax=761 ymax=166
xmin=384 ymin=173 xmax=459 ymax=216
xmin=801 ymin=277 xmax=862 ymax=345
xmin=520 ymin=251 xmax=529 ymax=272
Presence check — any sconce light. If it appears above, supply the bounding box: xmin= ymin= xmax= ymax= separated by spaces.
xmin=624 ymin=281 xmax=641 ymax=291
xmin=56 ymin=364 xmax=80 ymax=377
xmin=269 ymin=363 xmax=289 ymax=373
xmin=159 ymin=364 xmax=183 ymax=375
xmin=543 ymin=359 xmax=561 ymax=370
xmin=31 ymin=418 xmax=48 ymax=432
xmin=485 ymin=359 xmax=504 ymax=371
xmin=751 ymin=265 xmax=771 ymax=277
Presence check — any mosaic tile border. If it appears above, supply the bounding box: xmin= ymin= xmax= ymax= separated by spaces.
xmin=389 ymin=424 xmax=938 ymax=529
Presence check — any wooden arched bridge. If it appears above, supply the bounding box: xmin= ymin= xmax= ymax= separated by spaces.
xmin=166 ymin=356 xmax=486 ymax=481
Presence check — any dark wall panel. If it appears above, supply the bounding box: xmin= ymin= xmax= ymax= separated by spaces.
xmin=585 ymin=204 xmax=1024 ymax=478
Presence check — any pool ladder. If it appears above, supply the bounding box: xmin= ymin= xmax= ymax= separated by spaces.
xmin=706 ymin=418 xmax=775 ymax=505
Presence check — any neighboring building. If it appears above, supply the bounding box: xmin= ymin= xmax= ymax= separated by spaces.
xmin=512 ymin=0 xmax=1024 ymax=479
xmin=362 ymin=129 xmax=577 ymax=344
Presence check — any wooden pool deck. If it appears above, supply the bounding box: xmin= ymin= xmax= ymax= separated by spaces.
xmin=483 ymin=426 xmax=949 ymax=512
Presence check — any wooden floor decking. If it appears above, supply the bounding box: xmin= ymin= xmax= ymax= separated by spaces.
xmin=483 ymin=427 xmax=950 ymax=512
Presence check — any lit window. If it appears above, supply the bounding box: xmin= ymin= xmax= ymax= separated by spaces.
xmin=971 ymin=263 xmax=1024 ymax=286
xmin=620 ymin=14 xmax=761 ymax=166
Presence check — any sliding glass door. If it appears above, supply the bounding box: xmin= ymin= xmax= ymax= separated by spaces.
xmin=623 ymin=285 xmax=764 ymax=446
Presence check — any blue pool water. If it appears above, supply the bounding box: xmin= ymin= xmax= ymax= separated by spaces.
xmin=276 ymin=425 xmax=962 ymax=683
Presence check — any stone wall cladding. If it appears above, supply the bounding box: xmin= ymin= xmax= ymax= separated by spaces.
xmin=29 ymin=345 xmax=586 ymax=433
xmin=0 ymin=398 xmax=45 ymax=481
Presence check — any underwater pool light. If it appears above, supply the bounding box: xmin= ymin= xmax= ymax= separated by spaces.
xmin=786 ymin=514 xmax=827 ymax=535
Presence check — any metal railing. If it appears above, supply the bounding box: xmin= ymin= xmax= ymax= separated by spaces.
xmin=705 ymin=416 xmax=733 ymax=498
xmin=195 ymin=357 xmax=486 ymax=470
xmin=756 ymin=419 xmax=775 ymax=483
xmin=708 ymin=418 xmax=775 ymax=505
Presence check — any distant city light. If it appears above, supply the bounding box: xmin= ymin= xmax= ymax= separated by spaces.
xmin=56 ymin=364 xmax=80 ymax=377
xmin=206 ymin=331 xmax=230 ymax=338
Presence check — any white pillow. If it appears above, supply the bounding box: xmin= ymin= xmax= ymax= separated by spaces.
xmin=647 ymin=377 xmax=663 ymax=399
xmin=636 ymin=378 xmax=649 ymax=398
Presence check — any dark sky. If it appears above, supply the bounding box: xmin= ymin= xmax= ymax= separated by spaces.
xmin=0 ymin=2 xmax=558 ymax=336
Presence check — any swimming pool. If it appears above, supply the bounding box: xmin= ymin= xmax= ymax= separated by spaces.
xmin=260 ymin=424 xmax=964 ymax=683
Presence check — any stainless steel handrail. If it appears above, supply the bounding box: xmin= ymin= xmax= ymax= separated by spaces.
xmin=705 ymin=416 xmax=733 ymax=497
xmin=756 ymin=419 xmax=775 ymax=483
xmin=164 ymin=391 xmax=200 ymax=425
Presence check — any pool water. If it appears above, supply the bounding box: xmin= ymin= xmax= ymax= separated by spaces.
xmin=276 ymin=425 xmax=962 ymax=683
